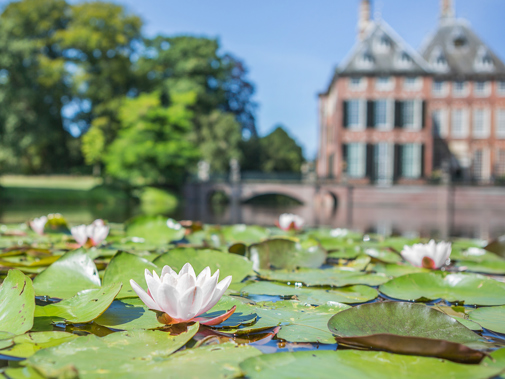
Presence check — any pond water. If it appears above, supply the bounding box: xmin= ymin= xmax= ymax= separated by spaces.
xmin=1 ymin=199 xmax=504 ymax=240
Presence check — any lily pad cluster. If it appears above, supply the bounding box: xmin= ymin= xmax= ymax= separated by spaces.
xmin=1 ymin=217 xmax=505 ymax=378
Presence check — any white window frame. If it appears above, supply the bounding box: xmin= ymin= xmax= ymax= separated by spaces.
xmin=474 ymin=81 xmax=490 ymax=97
xmin=496 ymin=109 xmax=505 ymax=139
xmin=347 ymin=99 xmax=366 ymax=131
xmin=452 ymin=108 xmax=469 ymax=138
xmin=402 ymin=100 xmax=422 ymax=131
xmin=347 ymin=143 xmax=366 ymax=178
xmin=432 ymin=109 xmax=449 ymax=138
xmin=404 ymin=77 xmax=422 ymax=91
xmin=374 ymin=99 xmax=394 ymax=131
xmin=498 ymin=81 xmax=505 ymax=97
xmin=432 ymin=80 xmax=447 ymax=97
xmin=375 ymin=76 xmax=394 ymax=91
xmin=349 ymin=77 xmax=366 ymax=91
xmin=375 ymin=143 xmax=394 ymax=185
xmin=453 ymin=81 xmax=469 ymax=98
xmin=472 ymin=108 xmax=490 ymax=139
xmin=402 ymin=143 xmax=422 ymax=179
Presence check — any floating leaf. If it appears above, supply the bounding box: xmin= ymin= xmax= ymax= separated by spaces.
xmin=221 ymin=225 xmax=269 ymax=244
xmin=455 ymin=260 xmax=505 ymax=275
xmin=153 ymin=248 xmax=253 ymax=283
xmin=379 ymin=272 xmax=505 ymax=305
xmin=94 ymin=298 xmax=164 ymax=330
xmin=33 ymin=249 xmax=100 ymax=299
xmin=241 ymin=281 xmax=378 ymax=305
xmin=363 ymin=248 xmax=402 ymax=264
xmin=34 ymin=283 xmax=122 ymax=324
xmin=239 ymin=350 xmax=502 ymax=379
xmin=2 ymin=367 xmax=46 ymax=379
xmin=0 ymin=269 xmax=35 ymax=335
xmin=26 ymin=324 xmax=199 ymax=378
xmin=372 ymin=263 xmax=429 ymax=277
xmin=248 ymin=238 xmax=327 ymax=270
xmin=468 ymin=305 xmax=505 ymax=334
xmin=328 ymin=302 xmax=489 ymax=362
xmin=0 ymin=332 xmax=78 ymax=359
xmin=125 ymin=215 xmax=185 ymax=245
xmin=102 ymin=251 xmax=158 ymax=298
xmin=258 ymin=268 xmax=389 ymax=287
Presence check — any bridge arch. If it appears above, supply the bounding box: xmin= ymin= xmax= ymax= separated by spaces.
xmin=242 ymin=192 xmax=304 ymax=205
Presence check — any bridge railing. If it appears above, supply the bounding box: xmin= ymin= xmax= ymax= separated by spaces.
xmin=187 ymin=171 xmax=303 ymax=183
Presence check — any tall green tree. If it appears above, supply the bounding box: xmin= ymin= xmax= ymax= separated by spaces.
xmin=0 ymin=0 xmax=72 ymax=173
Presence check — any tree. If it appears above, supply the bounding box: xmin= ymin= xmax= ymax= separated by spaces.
xmin=104 ymin=91 xmax=199 ymax=186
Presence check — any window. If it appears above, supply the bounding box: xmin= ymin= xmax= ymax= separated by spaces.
xmin=453 ymin=81 xmax=468 ymax=97
xmin=452 ymin=109 xmax=468 ymax=138
xmin=496 ymin=150 xmax=505 ymax=177
xmin=431 ymin=47 xmax=449 ymax=72
xmin=404 ymin=77 xmax=422 ymax=91
xmin=349 ymin=77 xmax=365 ymax=91
xmin=347 ymin=100 xmax=363 ymax=130
xmin=378 ymin=35 xmax=391 ymax=51
xmin=473 ymin=150 xmax=483 ymax=180
xmin=432 ymin=109 xmax=448 ymax=137
xmin=432 ymin=80 xmax=447 ymax=97
xmin=497 ymin=109 xmax=505 ymax=138
xmin=472 ymin=108 xmax=490 ymax=139
xmin=374 ymin=100 xmax=389 ymax=130
xmin=498 ymin=81 xmax=505 ymax=96
xmin=347 ymin=143 xmax=366 ymax=178
xmin=358 ymin=49 xmax=374 ymax=69
xmin=402 ymin=144 xmax=422 ymax=179
xmin=376 ymin=76 xmax=393 ymax=91
xmin=475 ymin=46 xmax=494 ymax=72
xmin=374 ymin=143 xmax=394 ymax=184
xmin=474 ymin=81 xmax=490 ymax=97
xmin=402 ymin=100 xmax=416 ymax=129
xmin=397 ymin=52 xmax=412 ymax=68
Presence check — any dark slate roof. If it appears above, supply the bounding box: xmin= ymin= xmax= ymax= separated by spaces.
xmin=420 ymin=18 xmax=505 ymax=78
xmin=337 ymin=21 xmax=430 ymax=77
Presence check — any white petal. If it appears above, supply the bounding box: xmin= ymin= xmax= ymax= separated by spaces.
xmin=90 ymin=225 xmax=109 ymax=246
xmin=130 ymin=279 xmax=162 ymax=311
xmin=152 ymin=270 xmax=160 ymax=282
xmin=179 ymin=263 xmax=196 ymax=280
xmin=156 ymin=283 xmax=180 ymax=318
xmin=161 ymin=265 xmax=176 ymax=280
xmin=145 ymin=269 xmax=162 ymax=301
xmin=196 ymin=267 xmax=211 ymax=287
xmin=198 ymin=270 xmax=219 ymax=312
xmin=162 ymin=273 xmax=178 ymax=287
xmin=178 ymin=286 xmax=204 ymax=321
xmin=198 ymin=275 xmax=232 ymax=315
xmin=278 ymin=214 xmax=293 ymax=229
xmin=401 ymin=246 xmax=423 ymax=267
xmin=176 ymin=272 xmax=196 ymax=293
xmin=71 ymin=225 xmax=88 ymax=246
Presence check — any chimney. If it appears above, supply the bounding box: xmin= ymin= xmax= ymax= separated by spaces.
xmin=440 ymin=0 xmax=455 ymax=20
xmin=358 ymin=0 xmax=371 ymax=41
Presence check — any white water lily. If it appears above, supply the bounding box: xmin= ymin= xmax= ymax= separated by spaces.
xmin=277 ymin=213 xmax=304 ymax=231
xmin=29 ymin=216 xmax=47 ymax=236
xmin=130 ymin=263 xmax=234 ymax=325
xmin=401 ymin=240 xmax=452 ymax=269
xmin=71 ymin=219 xmax=109 ymax=247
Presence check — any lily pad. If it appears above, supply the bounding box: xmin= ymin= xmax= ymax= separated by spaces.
xmin=327 ymin=248 xmax=360 ymax=259
xmin=451 ymin=248 xmax=503 ymax=263
xmin=363 ymin=248 xmax=402 ymax=264
xmin=258 ymin=268 xmax=389 ymax=287
xmin=379 ymin=272 xmax=505 ymax=305
xmin=102 ymin=251 xmax=159 ymax=298
xmin=248 ymin=238 xmax=327 ymax=271
xmin=455 ymin=260 xmax=505 ymax=275
xmin=94 ymin=298 xmax=165 ymax=330
xmin=125 ymin=215 xmax=185 ymax=245
xmin=241 ymin=281 xmax=378 ymax=305
xmin=26 ymin=324 xmax=199 ymax=378
xmin=34 ymin=283 xmax=122 ymax=324
xmin=33 ymin=249 xmax=101 ymax=299
xmin=372 ymin=263 xmax=429 ymax=277
xmin=153 ymin=248 xmax=253 ymax=283
xmin=239 ymin=350 xmax=503 ymax=379
xmin=221 ymin=225 xmax=269 ymax=244
xmin=0 ymin=332 xmax=78 ymax=358
xmin=468 ymin=305 xmax=505 ymax=334
xmin=328 ymin=302 xmax=489 ymax=361
xmin=0 ymin=269 xmax=35 ymax=335
xmin=2 ymin=367 xmax=46 ymax=379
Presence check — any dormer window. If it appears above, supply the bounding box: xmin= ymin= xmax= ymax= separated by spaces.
xmin=357 ymin=48 xmax=375 ymax=69
xmin=475 ymin=46 xmax=494 ymax=72
xmin=452 ymin=28 xmax=467 ymax=48
xmin=376 ymin=33 xmax=391 ymax=53
xmin=397 ymin=52 xmax=412 ymax=68
xmin=430 ymin=47 xmax=449 ymax=72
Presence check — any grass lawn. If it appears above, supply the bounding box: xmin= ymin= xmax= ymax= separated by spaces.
xmin=0 ymin=175 xmax=102 ymax=190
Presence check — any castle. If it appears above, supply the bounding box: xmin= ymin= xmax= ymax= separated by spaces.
xmin=317 ymin=0 xmax=505 ymax=185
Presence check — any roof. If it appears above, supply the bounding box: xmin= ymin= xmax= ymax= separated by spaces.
xmin=420 ymin=18 xmax=505 ymax=78
xmin=337 ymin=20 xmax=430 ymax=77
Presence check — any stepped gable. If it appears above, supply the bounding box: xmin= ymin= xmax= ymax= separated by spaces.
xmin=337 ymin=21 xmax=430 ymax=77
xmin=420 ymin=18 xmax=505 ymax=78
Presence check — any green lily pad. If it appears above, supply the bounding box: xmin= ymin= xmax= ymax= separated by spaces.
xmin=102 ymin=251 xmax=159 ymax=299
xmin=221 ymin=225 xmax=269 ymax=244
xmin=468 ymin=305 xmax=505 ymax=334
xmin=431 ymin=306 xmax=482 ymax=331
xmin=153 ymin=248 xmax=253 ymax=283
xmin=379 ymin=272 xmax=505 ymax=305
xmin=451 ymin=248 xmax=503 ymax=263
xmin=2 ymin=367 xmax=46 ymax=379
xmin=0 ymin=332 xmax=78 ymax=358
xmin=26 ymin=324 xmax=199 ymax=378
xmin=258 ymin=268 xmax=389 ymax=287
xmin=241 ymin=281 xmax=378 ymax=305
xmin=328 ymin=302 xmax=488 ymax=350
xmin=248 ymin=238 xmax=327 ymax=270
xmin=94 ymin=298 xmax=164 ymax=330
xmin=125 ymin=215 xmax=185 ymax=245
xmin=0 ymin=269 xmax=35 ymax=335
xmin=33 ymin=249 xmax=101 ymax=299
xmin=372 ymin=263 xmax=430 ymax=277
xmin=239 ymin=350 xmax=503 ymax=379
xmin=34 ymin=283 xmax=122 ymax=324
xmin=327 ymin=248 xmax=360 ymax=259
xmin=363 ymin=248 xmax=402 ymax=264
xmin=455 ymin=260 xmax=505 ymax=274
